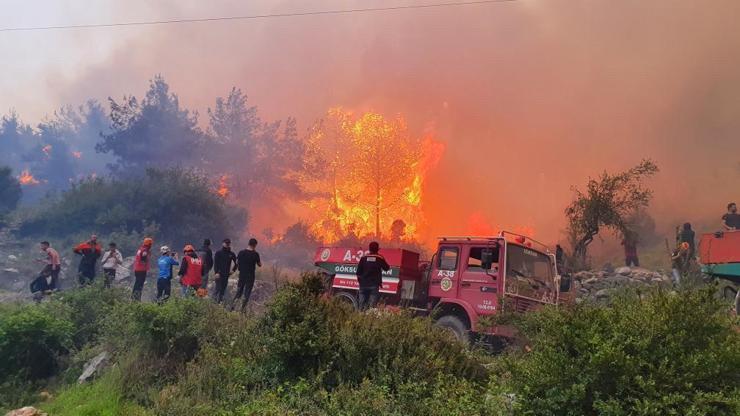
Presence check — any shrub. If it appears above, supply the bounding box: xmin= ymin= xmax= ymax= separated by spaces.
xmin=500 ymin=288 xmax=740 ymax=415
xmin=41 ymin=368 xmax=151 ymax=416
xmin=18 ymin=168 xmax=247 ymax=246
xmin=0 ymin=303 xmax=74 ymax=381
xmin=52 ymin=284 xmax=128 ymax=348
xmin=328 ymin=311 xmax=488 ymax=390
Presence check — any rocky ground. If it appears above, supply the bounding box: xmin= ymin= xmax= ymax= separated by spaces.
xmin=572 ymin=265 xmax=673 ymax=302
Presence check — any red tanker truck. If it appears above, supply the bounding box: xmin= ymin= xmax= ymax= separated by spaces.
xmin=314 ymin=231 xmax=567 ymax=342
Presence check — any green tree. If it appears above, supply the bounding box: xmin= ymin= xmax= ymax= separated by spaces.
xmin=0 ymin=166 xmax=21 ymax=220
xmin=96 ymin=76 xmax=204 ymax=175
xmin=565 ymin=159 xmax=658 ymax=268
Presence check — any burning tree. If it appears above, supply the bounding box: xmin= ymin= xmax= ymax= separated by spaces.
xmin=565 ymin=159 xmax=659 ymax=268
xmin=303 ymin=109 xmax=443 ymax=242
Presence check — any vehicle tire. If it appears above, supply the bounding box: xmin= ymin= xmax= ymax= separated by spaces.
xmin=435 ymin=315 xmax=471 ymax=345
xmin=333 ymin=291 xmax=358 ymax=310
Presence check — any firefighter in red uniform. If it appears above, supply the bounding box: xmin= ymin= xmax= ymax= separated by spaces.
xmin=179 ymin=244 xmax=203 ymax=297
xmin=132 ymin=237 xmax=154 ymax=301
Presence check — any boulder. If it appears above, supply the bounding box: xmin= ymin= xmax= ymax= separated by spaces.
xmin=615 ymin=266 xmax=632 ymax=276
xmin=583 ymin=277 xmax=599 ymax=285
xmin=7 ymin=254 xmax=18 ymax=261
xmin=78 ymin=351 xmax=110 ymax=383
xmin=595 ymin=288 xmax=612 ymax=299
xmin=4 ymin=407 xmax=47 ymax=416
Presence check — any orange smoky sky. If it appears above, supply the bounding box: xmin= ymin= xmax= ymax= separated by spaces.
xmin=2 ymin=0 xmax=740 ymax=246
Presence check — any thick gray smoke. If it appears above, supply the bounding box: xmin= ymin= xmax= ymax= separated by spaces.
xmin=2 ymin=0 xmax=740 ymax=243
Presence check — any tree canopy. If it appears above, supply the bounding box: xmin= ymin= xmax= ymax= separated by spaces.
xmin=565 ymin=159 xmax=659 ymax=267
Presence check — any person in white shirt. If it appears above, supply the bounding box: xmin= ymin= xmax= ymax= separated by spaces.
xmin=100 ymin=242 xmax=123 ymax=288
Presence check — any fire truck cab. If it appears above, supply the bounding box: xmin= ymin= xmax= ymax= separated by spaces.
xmin=314 ymin=231 xmax=563 ymax=342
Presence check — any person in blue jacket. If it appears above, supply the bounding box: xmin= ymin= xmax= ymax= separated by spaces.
xmin=157 ymin=246 xmax=179 ymax=303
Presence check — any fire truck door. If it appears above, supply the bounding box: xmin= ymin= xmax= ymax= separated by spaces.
xmin=460 ymin=246 xmax=500 ymax=315
xmin=430 ymin=245 xmax=461 ymax=298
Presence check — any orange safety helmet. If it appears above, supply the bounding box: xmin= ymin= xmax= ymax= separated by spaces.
xmin=143 ymin=237 xmax=154 ymax=246
xmin=183 ymin=244 xmax=195 ymax=252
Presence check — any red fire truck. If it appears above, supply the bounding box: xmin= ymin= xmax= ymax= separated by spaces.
xmin=314 ymin=231 xmax=567 ymax=342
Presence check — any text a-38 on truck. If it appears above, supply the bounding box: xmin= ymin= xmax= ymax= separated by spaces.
xmin=314 ymin=231 xmax=571 ymax=344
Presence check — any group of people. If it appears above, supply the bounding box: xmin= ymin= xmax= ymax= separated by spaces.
xmin=618 ymin=202 xmax=740 ymax=285
xmin=32 ymin=235 xmax=263 ymax=310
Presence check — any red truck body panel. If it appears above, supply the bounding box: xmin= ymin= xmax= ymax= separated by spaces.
xmin=699 ymin=231 xmax=740 ymax=265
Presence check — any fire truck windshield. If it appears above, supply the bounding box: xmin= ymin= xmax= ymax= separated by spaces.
xmin=506 ymin=245 xmax=556 ymax=299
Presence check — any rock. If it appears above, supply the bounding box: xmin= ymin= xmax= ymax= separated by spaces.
xmin=2 ymin=268 xmax=19 ymax=273
xmin=4 ymin=407 xmax=47 ymax=416
xmin=583 ymin=277 xmax=599 ymax=285
xmin=615 ymin=266 xmax=631 ymax=276
xmin=595 ymin=288 xmax=611 ymax=299
xmin=78 ymin=351 xmax=110 ymax=383
xmin=7 ymin=254 xmax=17 ymax=261
xmin=37 ymin=391 xmax=52 ymax=402
xmin=574 ymin=271 xmax=593 ymax=281
xmin=602 ymin=263 xmax=615 ymax=274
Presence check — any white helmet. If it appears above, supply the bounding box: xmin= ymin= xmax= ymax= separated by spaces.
xmin=160 ymin=245 xmax=170 ymax=254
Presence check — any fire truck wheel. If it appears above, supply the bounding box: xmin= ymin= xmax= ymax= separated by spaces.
xmin=333 ymin=291 xmax=358 ymax=310
xmin=435 ymin=315 xmax=471 ymax=345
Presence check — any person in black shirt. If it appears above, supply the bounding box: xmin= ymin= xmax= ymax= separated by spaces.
xmin=212 ymin=238 xmax=237 ymax=304
xmin=355 ymin=241 xmax=390 ymax=311
xmin=197 ymin=239 xmax=214 ymax=290
xmin=722 ymin=202 xmax=740 ymax=230
xmin=233 ymin=238 xmax=262 ymax=311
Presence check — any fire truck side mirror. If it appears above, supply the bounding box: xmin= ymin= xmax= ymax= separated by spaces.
xmin=481 ymin=248 xmax=495 ymax=270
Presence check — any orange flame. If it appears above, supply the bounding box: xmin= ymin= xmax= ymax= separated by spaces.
xmin=18 ymin=169 xmax=40 ymax=186
xmin=41 ymin=145 xmax=52 ymax=157
xmin=303 ymin=109 xmax=444 ymax=243
xmin=72 ymin=151 xmax=82 ymax=159
xmin=216 ymin=174 xmax=230 ymax=198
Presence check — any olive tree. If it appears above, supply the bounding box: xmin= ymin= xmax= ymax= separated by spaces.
xmin=565 ymin=159 xmax=658 ymax=268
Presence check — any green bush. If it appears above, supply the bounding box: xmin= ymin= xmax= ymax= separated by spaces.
xmin=500 ymin=288 xmax=740 ymax=415
xmin=18 ymin=168 xmax=247 ymax=246
xmin=52 ymin=284 xmax=129 ymax=348
xmin=0 ymin=303 xmax=74 ymax=381
xmin=41 ymin=368 xmax=151 ymax=416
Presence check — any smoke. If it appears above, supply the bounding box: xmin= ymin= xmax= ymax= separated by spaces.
xmin=3 ymin=0 xmax=740 ymax=245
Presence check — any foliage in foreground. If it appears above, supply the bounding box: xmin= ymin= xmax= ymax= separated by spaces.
xmin=501 ymin=288 xmax=740 ymax=415
xmin=2 ymin=276 xmax=739 ymax=415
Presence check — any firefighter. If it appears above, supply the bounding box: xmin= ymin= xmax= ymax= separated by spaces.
xmin=212 ymin=238 xmax=237 ymax=303
xmin=233 ymin=238 xmax=262 ymax=311
xmin=356 ymin=241 xmax=390 ymax=311
xmin=73 ymin=235 xmax=101 ymax=286
xmin=179 ymin=244 xmax=203 ymax=296
xmin=156 ymin=246 xmax=179 ymax=303
xmin=132 ymin=237 xmax=154 ymax=301
xmin=197 ymin=239 xmax=214 ymax=293
xmin=671 ymin=242 xmax=690 ymax=285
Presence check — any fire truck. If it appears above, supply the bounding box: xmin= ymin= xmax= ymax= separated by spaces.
xmin=314 ymin=231 xmax=567 ymax=342
xmin=698 ymin=230 xmax=740 ymax=313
